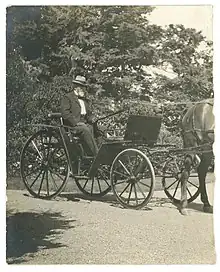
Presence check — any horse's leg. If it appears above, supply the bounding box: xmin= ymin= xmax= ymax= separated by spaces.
xmin=180 ymin=155 xmax=193 ymax=215
xmin=198 ymin=153 xmax=213 ymax=213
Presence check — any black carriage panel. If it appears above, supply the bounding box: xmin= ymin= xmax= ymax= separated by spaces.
xmin=87 ymin=141 xmax=129 ymax=177
xmin=124 ymin=115 xmax=162 ymax=146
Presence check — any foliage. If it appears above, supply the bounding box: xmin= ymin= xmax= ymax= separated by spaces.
xmin=6 ymin=50 xmax=35 ymax=175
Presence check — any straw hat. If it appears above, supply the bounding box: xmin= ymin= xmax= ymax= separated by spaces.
xmin=72 ymin=75 xmax=87 ymax=86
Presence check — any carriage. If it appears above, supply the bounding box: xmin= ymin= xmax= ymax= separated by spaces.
xmin=20 ymin=107 xmax=206 ymax=210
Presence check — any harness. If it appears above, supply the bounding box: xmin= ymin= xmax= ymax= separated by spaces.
xmin=182 ymin=100 xmax=214 ymax=145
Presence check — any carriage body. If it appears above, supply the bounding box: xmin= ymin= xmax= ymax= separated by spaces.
xmin=20 ymin=111 xmax=203 ymax=209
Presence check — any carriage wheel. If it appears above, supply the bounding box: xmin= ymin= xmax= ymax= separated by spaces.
xmin=75 ymin=165 xmax=111 ymax=197
xmin=110 ymin=148 xmax=155 ymax=209
xmin=162 ymin=156 xmax=200 ymax=204
xmin=20 ymin=129 xmax=70 ymax=199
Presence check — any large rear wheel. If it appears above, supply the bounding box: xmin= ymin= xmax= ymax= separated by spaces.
xmin=20 ymin=129 xmax=70 ymax=199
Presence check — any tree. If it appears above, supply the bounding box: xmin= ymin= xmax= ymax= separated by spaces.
xmin=153 ymin=24 xmax=213 ymax=101
xmin=7 ymin=6 xmax=212 ymax=100
xmin=7 ymin=6 xmax=163 ymax=96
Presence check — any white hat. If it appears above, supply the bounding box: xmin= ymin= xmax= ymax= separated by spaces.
xmin=72 ymin=75 xmax=87 ymax=86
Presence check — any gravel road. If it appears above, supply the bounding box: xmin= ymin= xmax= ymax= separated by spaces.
xmin=6 ymin=180 xmax=215 ymax=265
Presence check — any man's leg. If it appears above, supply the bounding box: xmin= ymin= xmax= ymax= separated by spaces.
xmin=93 ymin=123 xmax=107 ymax=147
xmin=75 ymin=123 xmax=98 ymax=156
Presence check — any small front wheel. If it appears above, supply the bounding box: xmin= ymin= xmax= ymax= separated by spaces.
xmin=162 ymin=156 xmax=200 ymax=203
xmin=110 ymin=148 xmax=155 ymax=209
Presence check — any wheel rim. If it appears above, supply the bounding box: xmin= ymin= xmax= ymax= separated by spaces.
xmin=162 ymin=156 xmax=200 ymax=203
xmin=75 ymin=165 xmax=111 ymax=197
xmin=20 ymin=130 xmax=69 ymax=199
xmin=110 ymin=149 xmax=155 ymax=209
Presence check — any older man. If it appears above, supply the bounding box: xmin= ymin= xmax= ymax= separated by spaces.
xmin=60 ymin=75 xmax=98 ymax=156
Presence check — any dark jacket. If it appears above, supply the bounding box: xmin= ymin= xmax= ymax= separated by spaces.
xmin=60 ymin=91 xmax=93 ymax=127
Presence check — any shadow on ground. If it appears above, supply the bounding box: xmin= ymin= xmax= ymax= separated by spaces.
xmin=57 ymin=193 xmax=175 ymax=211
xmin=22 ymin=191 xmax=207 ymax=214
xmin=6 ymin=210 xmax=76 ymax=264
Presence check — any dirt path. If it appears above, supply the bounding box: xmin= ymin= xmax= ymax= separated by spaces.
xmin=6 ymin=181 xmax=215 ymax=265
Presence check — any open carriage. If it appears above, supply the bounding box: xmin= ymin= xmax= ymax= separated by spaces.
xmin=20 ymin=111 xmax=202 ymax=209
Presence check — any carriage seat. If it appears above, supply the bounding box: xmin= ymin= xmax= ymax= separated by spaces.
xmin=48 ymin=112 xmax=80 ymax=139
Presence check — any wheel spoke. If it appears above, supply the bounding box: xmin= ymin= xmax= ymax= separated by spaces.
xmin=29 ymin=169 xmax=43 ymax=188
xmin=136 ymin=182 xmax=146 ymax=199
xmin=82 ymin=179 xmax=89 ymax=190
xmin=113 ymin=170 xmax=129 ymax=178
xmin=133 ymin=184 xmax=138 ymax=205
xmin=38 ymin=170 xmax=46 ymax=196
xmin=90 ymin=178 xmax=94 ymax=194
xmin=25 ymin=165 xmax=42 ymax=178
xmin=165 ymin=178 xmax=179 ymax=190
xmin=25 ymin=147 xmax=41 ymax=159
xmin=133 ymin=159 xmax=146 ymax=176
xmin=114 ymin=179 xmax=128 ymax=185
xmin=40 ymin=133 xmax=47 ymax=158
xmin=132 ymin=153 xmax=138 ymax=173
xmin=127 ymin=184 xmax=133 ymax=204
xmin=118 ymin=160 xmax=131 ymax=175
xmin=49 ymin=167 xmax=65 ymax=181
xmin=31 ymin=140 xmax=43 ymax=160
xmin=97 ymin=178 xmax=102 ymax=193
xmin=187 ymin=180 xmax=199 ymax=189
xmin=139 ymin=180 xmax=151 ymax=189
xmin=127 ymin=155 xmax=134 ymax=174
xmin=46 ymin=168 xmax=49 ymax=196
xmin=187 ymin=187 xmax=192 ymax=198
xmin=172 ymin=180 xmax=181 ymax=198
xmin=119 ymin=183 xmax=130 ymax=197
xmin=49 ymin=169 xmax=59 ymax=191
xmin=46 ymin=133 xmax=53 ymax=159
xmin=98 ymin=170 xmax=110 ymax=186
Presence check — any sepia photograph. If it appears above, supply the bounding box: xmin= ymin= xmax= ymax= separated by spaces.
xmin=5 ymin=3 xmax=216 ymax=265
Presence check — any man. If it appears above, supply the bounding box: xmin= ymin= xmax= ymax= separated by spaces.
xmin=60 ymin=75 xmax=98 ymax=156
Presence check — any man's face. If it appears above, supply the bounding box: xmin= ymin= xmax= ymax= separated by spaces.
xmin=74 ymin=86 xmax=86 ymax=97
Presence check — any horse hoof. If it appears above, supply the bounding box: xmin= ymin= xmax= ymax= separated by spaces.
xmin=180 ymin=209 xmax=189 ymax=216
xmin=203 ymin=205 xmax=213 ymax=213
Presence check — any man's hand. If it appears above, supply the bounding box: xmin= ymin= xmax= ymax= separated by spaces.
xmin=77 ymin=122 xmax=86 ymax=126
xmin=86 ymin=116 xmax=95 ymax=125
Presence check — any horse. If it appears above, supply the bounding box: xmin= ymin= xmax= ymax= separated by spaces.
xmin=180 ymin=98 xmax=214 ymax=215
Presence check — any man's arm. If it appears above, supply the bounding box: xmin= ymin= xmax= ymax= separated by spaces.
xmin=84 ymin=100 xmax=95 ymax=124
xmin=60 ymin=96 xmax=78 ymax=127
